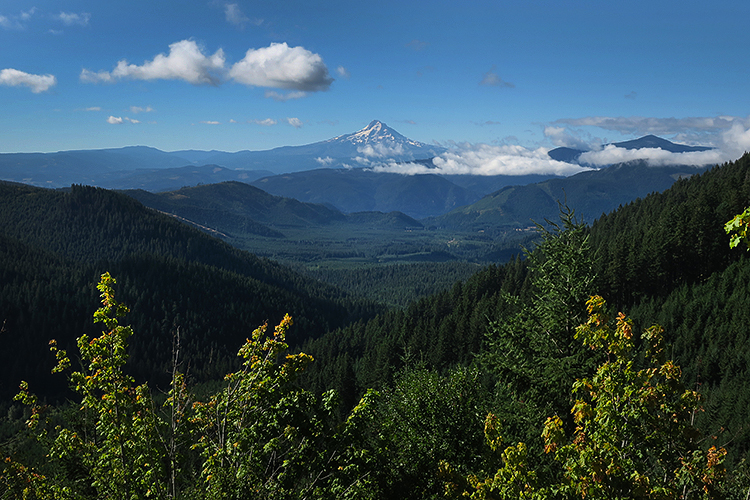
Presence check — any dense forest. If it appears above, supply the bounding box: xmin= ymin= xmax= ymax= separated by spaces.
xmin=2 ymin=154 xmax=750 ymax=498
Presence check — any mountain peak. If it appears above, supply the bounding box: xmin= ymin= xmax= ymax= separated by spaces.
xmin=548 ymin=134 xmax=713 ymax=164
xmin=329 ymin=120 xmax=425 ymax=148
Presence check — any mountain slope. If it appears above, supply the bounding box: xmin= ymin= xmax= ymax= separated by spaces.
xmin=430 ymin=160 xmax=710 ymax=230
xmin=252 ymin=168 xmax=479 ymax=218
xmin=125 ymin=181 xmax=346 ymax=235
xmin=0 ymin=182 xmax=381 ymax=399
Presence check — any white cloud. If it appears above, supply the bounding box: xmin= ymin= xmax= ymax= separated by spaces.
xmin=551 ymin=115 xmax=750 ymax=167
xmin=372 ymin=143 xmax=591 ymax=176
xmin=578 ymin=145 xmax=726 ymax=167
xmin=544 ymin=126 xmax=593 ymax=150
xmin=130 ymin=105 xmax=153 ymax=113
xmin=315 ymin=156 xmax=335 ymax=166
xmin=56 ymin=12 xmax=91 ymax=26
xmin=20 ymin=8 xmax=36 ymax=21
xmin=264 ymin=90 xmax=307 ymax=101
xmin=358 ymin=142 xmax=406 ymax=158
xmin=229 ymin=42 xmax=333 ymax=91
xmin=336 ymin=65 xmax=350 ymax=79
xmin=80 ymin=69 xmax=115 ymax=83
xmin=555 ymin=115 xmax=738 ymax=137
xmin=200 ymin=120 xmax=220 ymax=125
xmin=249 ymin=118 xmax=277 ymax=126
xmin=107 ymin=116 xmax=139 ymax=125
xmin=480 ymin=65 xmax=514 ymax=88
xmin=81 ymin=40 xmax=226 ymax=85
xmin=0 ymin=8 xmax=36 ymax=29
xmin=85 ymin=106 xmax=101 ymax=111
xmin=224 ymin=3 xmax=249 ymax=26
xmin=81 ymin=40 xmax=332 ymax=96
xmin=0 ymin=68 xmax=56 ymax=93
xmin=286 ymin=117 xmax=303 ymax=128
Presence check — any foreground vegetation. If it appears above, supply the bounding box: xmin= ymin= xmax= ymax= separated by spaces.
xmin=3 ymin=154 xmax=750 ymax=497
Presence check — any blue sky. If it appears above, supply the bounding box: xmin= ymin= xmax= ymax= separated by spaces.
xmin=2 ymin=0 xmax=750 ymax=174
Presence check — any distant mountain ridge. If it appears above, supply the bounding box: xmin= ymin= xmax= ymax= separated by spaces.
xmin=429 ymin=160 xmax=711 ymax=231
xmin=0 ymin=120 xmax=443 ymax=188
xmin=548 ymin=135 xmax=714 ymax=163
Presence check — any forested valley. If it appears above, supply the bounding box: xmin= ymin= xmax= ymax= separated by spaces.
xmin=3 ymin=154 xmax=750 ymax=498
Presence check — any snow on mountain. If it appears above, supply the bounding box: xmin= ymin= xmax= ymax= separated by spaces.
xmin=328 ymin=120 xmax=428 ymax=148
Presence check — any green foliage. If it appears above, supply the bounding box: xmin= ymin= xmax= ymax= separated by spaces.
xmin=725 ymin=206 xmax=750 ymax=250
xmin=543 ymin=296 xmax=726 ymax=499
xmin=366 ymin=366 xmax=494 ymax=499
xmin=447 ymin=297 xmax=728 ymax=499
xmin=0 ymin=274 xmax=375 ymax=499
xmin=480 ymin=205 xmax=598 ymax=453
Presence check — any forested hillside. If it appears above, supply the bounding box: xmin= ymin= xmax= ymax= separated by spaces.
xmin=300 ymin=153 xmax=750 ymax=473
xmin=0 ymin=182 xmax=381 ymax=399
xmin=3 ymin=155 xmax=750 ymax=498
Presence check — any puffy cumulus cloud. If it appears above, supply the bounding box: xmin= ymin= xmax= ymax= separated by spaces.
xmin=81 ymin=40 xmax=226 ymax=85
xmin=82 ymin=40 xmax=333 ymax=95
xmin=0 ymin=68 xmax=56 ymax=93
xmin=371 ymin=143 xmax=591 ymax=176
xmin=286 ymin=117 xmax=303 ymax=128
xmin=229 ymin=42 xmax=333 ymax=92
xmin=130 ymin=105 xmax=153 ymax=113
xmin=56 ymin=11 xmax=91 ymax=26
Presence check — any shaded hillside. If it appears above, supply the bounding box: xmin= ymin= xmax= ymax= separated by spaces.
xmin=252 ymin=168 xmax=480 ymax=219
xmin=125 ymin=182 xmax=424 ymax=237
xmin=125 ymin=181 xmax=346 ymax=237
xmin=430 ymin=160 xmax=709 ymax=230
xmin=0 ymin=182 xmax=381 ymax=400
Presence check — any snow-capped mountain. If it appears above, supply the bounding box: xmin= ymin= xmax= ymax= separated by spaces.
xmin=328 ymin=120 xmax=429 ymax=149
xmin=186 ymin=120 xmax=445 ymax=173
xmin=0 ymin=121 xmax=444 ymax=187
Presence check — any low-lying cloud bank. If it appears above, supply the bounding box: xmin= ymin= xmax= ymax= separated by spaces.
xmin=371 ymin=117 xmax=750 ymax=177
xmin=371 ymin=143 xmax=591 ymax=176
xmin=579 ymin=119 xmax=750 ymax=167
